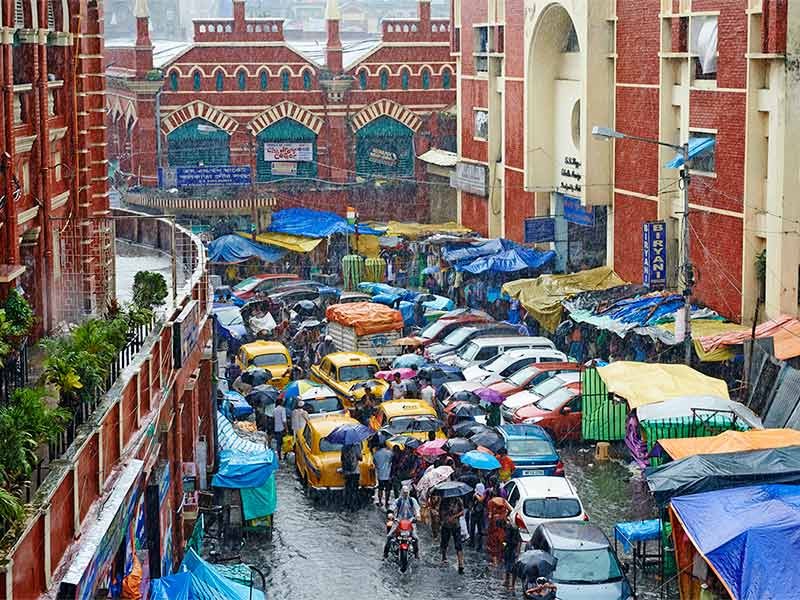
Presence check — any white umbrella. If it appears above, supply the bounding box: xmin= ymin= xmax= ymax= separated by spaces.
xmin=415 ymin=465 xmax=454 ymax=500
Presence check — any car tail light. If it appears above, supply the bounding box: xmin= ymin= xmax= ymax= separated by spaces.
xmin=554 ymin=460 xmax=564 ymax=476
xmin=515 ymin=513 xmax=528 ymax=531
xmin=583 ymin=513 xmax=589 ymax=521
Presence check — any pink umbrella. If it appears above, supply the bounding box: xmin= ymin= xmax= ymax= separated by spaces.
xmin=376 ymin=367 xmax=416 ymax=381
xmin=416 ymin=441 xmax=447 ymax=458
xmin=415 ymin=465 xmax=454 ymax=499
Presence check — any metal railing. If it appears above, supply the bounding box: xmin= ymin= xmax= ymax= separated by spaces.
xmin=0 ymin=338 xmax=29 ymax=406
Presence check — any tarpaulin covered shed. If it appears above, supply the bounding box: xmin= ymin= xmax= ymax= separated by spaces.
xmin=381 ymin=221 xmax=471 ymax=239
xmin=645 ymin=446 xmax=800 ymax=506
xmin=207 ymin=234 xmax=285 ymax=264
xmin=696 ymin=314 xmax=800 ymax=361
xmin=655 ymin=428 xmax=800 ymax=461
xmin=458 ymin=246 xmax=555 ymax=275
xmin=669 ymin=484 xmax=800 ymax=600
xmin=268 ymin=207 xmax=384 ymax=237
xmin=326 ymin=302 xmax=404 ymax=336
xmin=243 ymin=231 xmax=323 ymax=253
xmin=656 ymin=319 xmax=749 ymax=361
xmin=503 ymin=267 xmax=627 ymax=332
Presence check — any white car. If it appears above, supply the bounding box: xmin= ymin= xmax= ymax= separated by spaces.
xmin=504 ymin=476 xmax=588 ymax=542
xmin=501 ymin=371 xmax=581 ymax=422
xmin=441 ymin=336 xmax=558 ymax=369
xmin=461 ymin=348 xmax=569 ymax=385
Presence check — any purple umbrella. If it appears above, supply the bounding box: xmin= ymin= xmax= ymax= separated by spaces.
xmin=476 ymin=387 xmax=505 ymax=405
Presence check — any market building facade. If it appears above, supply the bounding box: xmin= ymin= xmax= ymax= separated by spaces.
xmin=452 ymin=0 xmax=799 ymax=323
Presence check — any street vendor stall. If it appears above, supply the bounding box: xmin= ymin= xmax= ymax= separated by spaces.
xmin=654 ymin=428 xmax=800 ymax=461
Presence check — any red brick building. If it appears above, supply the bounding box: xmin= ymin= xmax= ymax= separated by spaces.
xmin=104 ymin=0 xmax=456 ymax=222
xmin=453 ymin=0 xmax=798 ymax=322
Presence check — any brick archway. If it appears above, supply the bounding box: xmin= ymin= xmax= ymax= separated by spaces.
xmin=161 ymin=100 xmax=239 ymax=135
xmin=350 ymin=99 xmax=422 ymax=133
xmin=248 ymin=101 xmax=324 ymax=136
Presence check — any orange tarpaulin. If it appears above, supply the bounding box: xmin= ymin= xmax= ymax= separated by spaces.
xmin=697 ymin=314 xmax=800 ymax=360
xmin=656 ymin=428 xmax=800 ymax=461
xmin=326 ymin=302 xmax=404 ymax=336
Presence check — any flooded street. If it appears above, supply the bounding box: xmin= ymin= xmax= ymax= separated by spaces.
xmin=225 ymin=445 xmax=670 ymax=599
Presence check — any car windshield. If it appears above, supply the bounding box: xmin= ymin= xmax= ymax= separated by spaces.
xmin=523 ymin=498 xmax=581 ymax=519
xmin=531 ymin=376 xmax=570 ymax=398
xmin=338 ymin=365 xmax=377 ymax=381
xmin=507 ymin=366 xmax=541 ymax=386
xmin=477 ymin=352 xmax=509 ymax=372
xmin=234 ymin=277 xmax=260 ymax=292
xmin=456 ymin=341 xmax=480 ymax=359
xmin=215 ymin=309 xmax=243 ymax=327
xmin=319 ymin=438 xmax=342 ymax=453
xmin=506 ymin=439 xmax=555 ymax=457
xmin=420 ymin=320 xmax=450 ymax=340
xmin=251 ymin=353 xmax=287 ymax=367
xmin=386 ymin=416 xmax=439 ymax=434
xmin=551 ymin=548 xmax=623 ymax=585
xmin=536 ymin=387 xmax=575 ymax=411
xmin=441 ymin=328 xmax=475 ymax=347
xmin=305 ymin=397 xmax=343 ymax=414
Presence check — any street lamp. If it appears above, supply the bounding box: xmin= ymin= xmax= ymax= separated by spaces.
xmin=592 ymin=125 xmax=693 ymax=365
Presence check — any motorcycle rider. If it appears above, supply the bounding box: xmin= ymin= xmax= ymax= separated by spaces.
xmin=383 ymin=485 xmax=420 ymax=560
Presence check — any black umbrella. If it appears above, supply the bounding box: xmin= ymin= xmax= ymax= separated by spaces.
xmin=241 ymin=368 xmax=271 ymax=387
xmin=293 ymin=300 xmax=318 ymax=317
xmin=515 ymin=550 xmax=558 ymax=580
xmin=451 ymin=402 xmax=485 ymax=418
xmin=388 ymin=435 xmax=422 ymax=449
xmin=374 ymin=429 xmax=394 ymax=447
xmin=450 ymin=390 xmax=480 ymax=404
xmin=444 ymin=437 xmax=477 ymax=455
xmin=431 ymin=480 xmax=473 ymax=498
xmin=471 ymin=430 xmax=505 ymax=453
xmin=246 ymin=384 xmax=279 ymax=407
xmin=407 ymin=416 xmax=443 ymax=432
xmin=452 ymin=421 xmax=489 ymax=438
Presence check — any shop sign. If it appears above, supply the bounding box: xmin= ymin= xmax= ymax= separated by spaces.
xmin=271 ymin=162 xmax=298 ymax=176
xmin=450 ymin=162 xmax=488 ymax=197
xmin=368 ymin=147 xmax=398 ymax=167
xmin=175 ymin=166 xmax=251 ymax=187
xmin=264 ymin=142 xmax=313 ymax=162
xmin=524 ymin=217 xmax=556 ymax=244
xmin=563 ymin=195 xmax=594 ymax=227
xmin=643 ymin=220 xmax=667 ymax=289
xmin=172 ymin=299 xmax=199 ymax=370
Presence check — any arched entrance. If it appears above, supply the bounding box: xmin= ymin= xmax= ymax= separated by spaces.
xmin=354 ymin=116 xmax=415 ymax=178
xmin=167 ymin=118 xmax=231 ymax=167
xmin=256 ymin=118 xmax=318 ymax=182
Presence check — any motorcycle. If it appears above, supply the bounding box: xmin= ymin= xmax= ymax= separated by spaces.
xmin=385 ymin=511 xmax=416 ymax=573
xmin=524 ymin=577 xmax=558 ymax=600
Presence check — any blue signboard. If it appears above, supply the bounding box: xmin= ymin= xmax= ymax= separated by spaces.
xmin=175 ymin=165 xmax=252 ymax=187
xmin=524 ymin=217 xmax=556 ymax=243
xmin=643 ymin=220 xmax=667 ymax=289
xmin=562 ymin=195 xmax=594 ymax=227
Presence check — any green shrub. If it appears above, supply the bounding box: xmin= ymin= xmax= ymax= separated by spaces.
xmin=133 ymin=271 xmax=168 ymax=310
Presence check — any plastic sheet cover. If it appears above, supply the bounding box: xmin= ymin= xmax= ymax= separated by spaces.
xmin=326 ymin=302 xmax=404 ymax=336
xmin=247 ymin=231 xmax=323 ymax=253
xmin=241 ymin=473 xmax=277 ymax=519
xmin=149 ymin=550 xmax=265 ymax=600
xmin=211 ymin=449 xmax=278 ymax=489
xmin=670 ymin=484 xmax=800 ymax=600
xmin=458 ymin=247 xmax=556 ymax=275
xmin=636 ymin=395 xmax=762 ymax=429
xmin=268 ymin=207 xmax=383 ymax=237
xmin=614 ymin=519 xmax=662 ymax=553
xmin=206 ymin=234 xmax=285 ymax=264
xmin=656 ymin=428 xmax=800 ymax=461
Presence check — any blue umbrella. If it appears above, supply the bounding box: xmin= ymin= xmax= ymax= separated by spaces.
xmin=461 ymin=450 xmax=501 ymax=471
xmin=325 ymin=424 xmax=374 ymax=445
xmin=392 ymin=353 xmax=428 ymax=369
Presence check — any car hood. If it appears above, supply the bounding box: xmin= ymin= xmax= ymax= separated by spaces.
xmin=426 ymin=343 xmax=455 ymax=357
xmin=462 ymin=365 xmax=490 ymax=381
xmin=503 ymin=390 xmax=541 ymax=411
xmin=551 ymin=579 xmax=629 ymax=600
xmin=515 ymin=404 xmax=550 ymax=421
xmin=488 ymin=382 xmax=518 ymax=397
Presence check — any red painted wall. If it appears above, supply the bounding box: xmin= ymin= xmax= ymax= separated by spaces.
xmin=49 ymin=474 xmax=75 ymax=570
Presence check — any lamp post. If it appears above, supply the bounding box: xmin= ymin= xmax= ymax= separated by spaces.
xmin=592 ymin=126 xmax=693 ymax=365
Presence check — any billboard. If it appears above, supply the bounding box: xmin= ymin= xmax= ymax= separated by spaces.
xmin=643 ymin=220 xmax=667 ymax=289
xmin=264 ymin=142 xmax=313 ymax=162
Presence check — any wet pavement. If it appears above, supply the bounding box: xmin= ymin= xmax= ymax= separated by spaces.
xmin=217 ymin=443 xmax=673 ymax=599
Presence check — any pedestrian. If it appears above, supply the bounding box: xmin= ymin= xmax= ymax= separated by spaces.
xmin=486 ymin=401 xmax=501 ymax=427
xmin=439 ymin=495 xmax=465 ymax=574
xmin=469 ymin=483 xmax=487 ymax=550
xmin=389 ymin=445 xmax=404 ymax=500
xmin=486 ymin=490 xmax=513 ymax=564
xmin=497 ymin=447 xmax=516 ymax=483
xmin=291 ymin=400 xmax=307 ymax=437
xmin=373 ymin=444 xmax=393 ymax=508
xmin=419 ymin=377 xmax=435 ymax=406
xmin=428 ymin=492 xmax=441 ymax=540
xmin=341 ymin=442 xmax=362 ymax=511
xmin=502 ymin=518 xmax=523 ymax=590
xmin=272 ymin=399 xmax=287 ymax=460
xmin=390 ymin=372 xmax=406 ymax=400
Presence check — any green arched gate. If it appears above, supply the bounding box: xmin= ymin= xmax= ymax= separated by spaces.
xmin=355 ymin=116 xmax=414 ymax=178
xmin=167 ymin=118 xmax=231 ymax=166
xmin=256 ymin=118 xmax=318 ymax=182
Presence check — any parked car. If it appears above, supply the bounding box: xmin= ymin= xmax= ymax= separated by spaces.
xmin=486 ymin=362 xmax=580 ymax=398
xmin=527 ymin=522 xmax=633 ymax=600
xmin=337 ymin=292 xmax=373 ymax=304
xmin=496 ymin=424 xmax=564 ymax=477
xmin=402 ymin=313 xmax=495 ymax=348
xmin=414 ymin=364 xmax=465 ymax=391
xmin=441 ymin=336 xmax=560 ymax=369
xmin=514 ymin=382 xmax=582 ymax=442
xmin=462 ymin=348 xmax=569 ymax=385
xmin=502 ymin=371 xmax=582 ymax=423
xmin=212 ymin=304 xmax=248 ymax=352
xmin=504 ymin=476 xmax=588 ymax=542
xmin=424 ymin=323 xmax=519 ymax=361
xmin=231 ymin=274 xmax=299 ymax=305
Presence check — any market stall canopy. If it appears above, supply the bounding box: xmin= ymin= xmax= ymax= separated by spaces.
xmin=325 ymin=301 xmax=404 ymax=336
xmin=503 ymin=266 xmax=626 ymax=332
xmin=646 ymin=446 xmax=800 ymax=506
xmin=696 ymin=314 xmax=800 ymax=361
xmin=268 ymin=207 xmax=384 ymax=237
xmin=150 ymin=549 xmax=265 ymax=600
xmin=211 ymin=448 xmax=278 ymax=488
xmin=458 ymin=246 xmax=555 ymax=275
xmin=596 ymin=362 xmax=729 ymax=410
xmin=244 ymin=231 xmax=323 ymax=253
xmin=636 ymin=395 xmax=762 ymax=429
xmin=656 ymin=319 xmax=749 ymax=361
xmin=381 ymin=220 xmax=470 ymax=239
xmin=207 ymin=234 xmax=286 ymax=264
xmin=656 ymin=428 xmax=800 ymax=461
xmin=670 ymin=484 xmax=800 ymax=600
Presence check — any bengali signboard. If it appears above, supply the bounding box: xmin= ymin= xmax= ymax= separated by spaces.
xmin=562 ymin=195 xmax=594 ymax=227
xmin=643 ymin=220 xmax=667 ymax=289
xmin=172 ymin=299 xmax=199 ymax=370
xmin=524 ymin=217 xmax=556 ymax=244
xmin=264 ymin=142 xmax=313 ymax=162
xmin=175 ymin=166 xmax=251 ymax=187
xmin=368 ymin=147 xmax=398 ymax=167
xmin=450 ymin=162 xmax=488 ymax=197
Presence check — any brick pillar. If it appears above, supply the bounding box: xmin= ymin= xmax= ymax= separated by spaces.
xmin=131 ymin=92 xmax=159 ymax=185
xmin=327 ymin=114 xmax=348 ymax=183
xmin=35 ymin=0 xmax=52 ymax=329
xmin=2 ymin=0 xmax=18 ymax=265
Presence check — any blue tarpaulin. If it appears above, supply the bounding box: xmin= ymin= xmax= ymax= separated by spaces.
xmin=614 ymin=519 xmax=662 ymax=553
xmin=443 ymin=238 xmax=555 ymax=274
xmin=664 ymin=137 xmax=716 ymax=169
xmin=150 ymin=550 xmax=265 ymax=600
xmin=268 ymin=207 xmax=383 ymax=238
xmin=221 ymin=390 xmax=252 ymax=420
xmin=212 ymin=448 xmax=277 ymax=489
xmin=207 ymin=234 xmax=285 ymax=264
xmin=671 ymin=484 xmax=800 ymax=600
xmin=217 ymin=411 xmax=269 ymax=454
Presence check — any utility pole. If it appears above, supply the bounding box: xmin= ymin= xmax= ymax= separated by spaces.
xmin=680 ymin=142 xmax=693 ymax=366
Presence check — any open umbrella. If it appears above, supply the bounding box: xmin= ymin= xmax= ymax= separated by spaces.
xmin=450 ymin=390 xmax=481 ymax=404
xmin=292 ymin=299 xmax=317 ymax=317
xmin=461 ymin=450 xmax=501 ymax=471
xmin=282 ymin=379 xmax=321 ymax=409
xmin=376 ymin=368 xmax=416 ymax=381
xmin=246 ymin=384 xmax=279 ymax=407
xmin=388 ymin=435 xmax=422 ymax=449
xmin=415 ymin=465 xmax=454 ymax=498
xmin=407 ymin=416 xmax=443 ymax=432
xmin=444 ymin=437 xmax=477 ymax=455
xmin=431 ymin=480 xmax=473 ymax=498
xmin=476 ymin=387 xmax=505 ymax=405
xmin=325 ymin=423 xmax=374 ymax=445
xmin=471 ymin=430 xmax=505 ymax=453
xmin=450 ymin=402 xmax=485 ymax=419
xmin=241 ymin=368 xmax=270 ymax=387
xmin=393 ymin=336 xmax=424 ymax=348
xmin=392 ymin=353 xmax=428 ymax=370
xmin=515 ymin=550 xmax=558 ymax=580
xmin=452 ymin=421 xmax=489 ymax=438
xmin=416 ymin=441 xmax=447 ymax=458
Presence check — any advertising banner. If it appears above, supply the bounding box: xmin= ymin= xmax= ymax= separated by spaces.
xmin=562 ymin=195 xmax=594 ymax=227
xmin=175 ymin=166 xmax=251 ymax=187
xmin=264 ymin=142 xmax=313 ymax=162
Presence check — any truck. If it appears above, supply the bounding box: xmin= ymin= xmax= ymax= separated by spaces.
xmin=325 ymin=302 xmax=404 ymax=363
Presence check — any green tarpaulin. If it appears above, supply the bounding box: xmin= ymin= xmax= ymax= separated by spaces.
xmin=240 ymin=473 xmax=277 ymax=520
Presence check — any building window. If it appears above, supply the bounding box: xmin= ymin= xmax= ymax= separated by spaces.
xmin=452 ymin=27 xmax=461 ymax=53
xmin=237 ymin=69 xmax=247 ymax=90
xmin=691 ymin=15 xmax=718 ymax=81
xmin=563 ymin=22 xmax=579 ymax=53
xmin=380 ymin=69 xmax=389 ymax=90
xmin=421 ymin=68 xmax=430 ymax=89
xmin=193 ymin=71 xmax=201 ymax=91
xmin=689 ymin=132 xmax=716 ymax=174
xmin=359 ymin=70 xmax=368 ymax=90
xmin=281 ymin=70 xmax=290 ymax=91
xmin=215 ymin=71 xmax=224 ymax=91
xmin=474 ymin=109 xmax=488 ymax=140
xmin=260 ymin=71 xmax=268 ymax=90
xmin=401 ymin=69 xmax=409 ymax=90
xmin=169 ymin=71 xmax=178 ymax=91
xmin=474 ymin=26 xmax=489 ymax=72
xmin=442 ymin=69 xmax=452 ymax=89
xmin=302 ymin=70 xmax=312 ymax=90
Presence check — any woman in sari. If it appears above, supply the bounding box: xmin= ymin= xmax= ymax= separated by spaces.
xmin=485 ymin=488 xmax=513 ymax=564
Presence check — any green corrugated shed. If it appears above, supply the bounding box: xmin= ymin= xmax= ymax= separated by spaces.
xmin=355 ymin=116 xmax=414 ymax=178
xmin=581 ymin=368 xmax=627 ymax=441
xmin=167 ymin=118 xmax=231 ymax=166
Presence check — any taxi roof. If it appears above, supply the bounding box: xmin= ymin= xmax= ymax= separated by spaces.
xmin=240 ymin=340 xmax=290 ymax=356
xmin=304 ymin=412 xmax=360 ymax=436
xmin=326 ymin=352 xmax=378 ymax=367
xmin=379 ymin=399 xmax=437 ymax=418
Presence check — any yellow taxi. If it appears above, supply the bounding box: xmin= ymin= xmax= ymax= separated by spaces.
xmin=294 ymin=413 xmax=377 ymax=494
xmin=373 ymin=399 xmax=446 ymax=443
xmin=236 ymin=341 xmax=292 ymax=389
xmin=309 ymin=352 xmax=388 ymax=409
